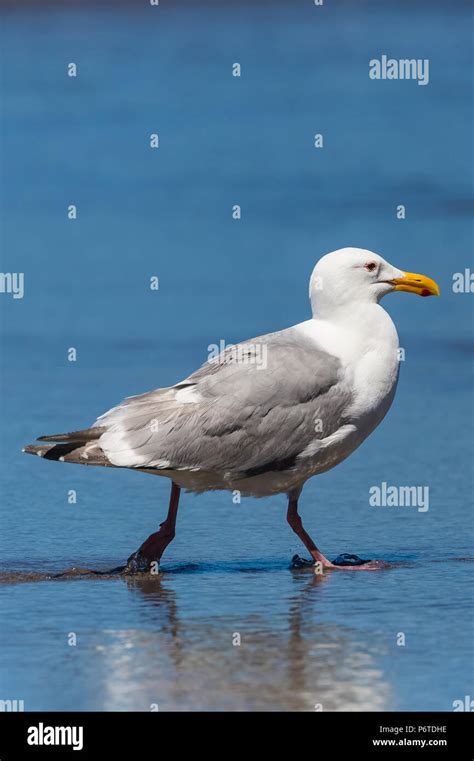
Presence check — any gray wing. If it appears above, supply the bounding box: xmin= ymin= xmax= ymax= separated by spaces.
xmin=96 ymin=328 xmax=353 ymax=476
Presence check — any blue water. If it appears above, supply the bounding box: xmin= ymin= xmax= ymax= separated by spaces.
xmin=0 ymin=1 xmax=472 ymax=711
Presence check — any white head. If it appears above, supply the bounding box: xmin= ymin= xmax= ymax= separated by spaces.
xmin=309 ymin=247 xmax=439 ymax=319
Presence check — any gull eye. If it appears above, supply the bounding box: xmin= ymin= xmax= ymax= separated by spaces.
xmin=364 ymin=262 xmax=377 ymax=272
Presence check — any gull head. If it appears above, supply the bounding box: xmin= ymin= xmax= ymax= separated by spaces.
xmin=309 ymin=247 xmax=440 ymax=318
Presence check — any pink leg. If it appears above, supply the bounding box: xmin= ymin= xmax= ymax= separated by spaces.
xmin=287 ymin=497 xmax=335 ymax=568
xmin=125 ymin=483 xmax=181 ymax=573
xmin=287 ymin=496 xmax=385 ymax=571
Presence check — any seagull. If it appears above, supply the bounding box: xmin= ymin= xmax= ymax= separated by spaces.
xmin=23 ymin=248 xmax=439 ymax=573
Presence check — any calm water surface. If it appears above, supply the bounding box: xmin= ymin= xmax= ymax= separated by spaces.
xmin=0 ymin=2 xmax=472 ymax=711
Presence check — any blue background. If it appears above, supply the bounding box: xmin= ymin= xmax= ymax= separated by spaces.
xmin=0 ymin=0 xmax=472 ymax=711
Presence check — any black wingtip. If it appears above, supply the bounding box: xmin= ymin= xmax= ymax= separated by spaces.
xmin=37 ymin=427 xmax=104 ymax=443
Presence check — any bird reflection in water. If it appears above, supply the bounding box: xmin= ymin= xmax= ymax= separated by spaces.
xmin=90 ymin=568 xmax=391 ymax=711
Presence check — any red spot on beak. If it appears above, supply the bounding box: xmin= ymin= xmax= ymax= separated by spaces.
xmin=421 ymin=288 xmax=431 ymax=297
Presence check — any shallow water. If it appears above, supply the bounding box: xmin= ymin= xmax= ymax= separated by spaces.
xmin=0 ymin=1 xmax=473 ymax=711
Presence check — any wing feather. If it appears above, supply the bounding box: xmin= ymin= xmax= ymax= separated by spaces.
xmin=96 ymin=328 xmax=352 ymax=475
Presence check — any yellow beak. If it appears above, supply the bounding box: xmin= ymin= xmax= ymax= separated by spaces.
xmin=391 ymin=272 xmax=440 ymax=297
